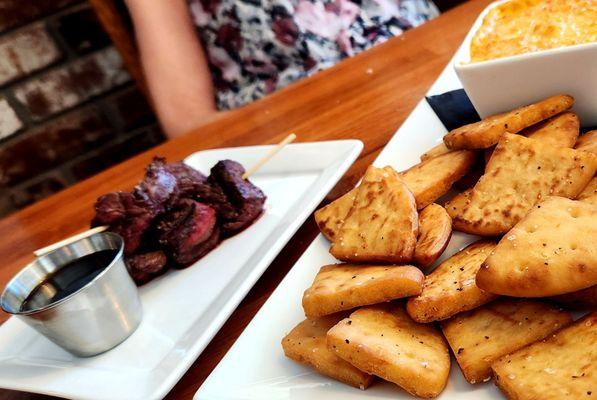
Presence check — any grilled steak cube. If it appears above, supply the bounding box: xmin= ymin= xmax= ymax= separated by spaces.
xmin=157 ymin=199 xmax=220 ymax=267
xmin=210 ymin=160 xmax=266 ymax=235
xmin=126 ymin=251 xmax=168 ymax=285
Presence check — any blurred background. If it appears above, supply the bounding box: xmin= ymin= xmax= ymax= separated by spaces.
xmin=0 ymin=0 xmax=161 ymax=219
xmin=0 ymin=0 xmax=462 ymax=219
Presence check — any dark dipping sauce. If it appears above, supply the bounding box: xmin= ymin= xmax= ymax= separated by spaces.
xmin=20 ymin=249 xmax=118 ymax=312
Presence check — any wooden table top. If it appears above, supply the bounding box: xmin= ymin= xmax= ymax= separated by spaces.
xmin=0 ymin=1 xmax=491 ymax=398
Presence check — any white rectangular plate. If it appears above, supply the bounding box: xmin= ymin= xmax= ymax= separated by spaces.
xmin=0 ymin=140 xmax=363 ymax=400
xmin=194 ymin=58 xmax=508 ymax=399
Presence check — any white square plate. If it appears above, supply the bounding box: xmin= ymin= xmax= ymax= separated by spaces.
xmin=0 ymin=140 xmax=363 ymax=400
xmin=194 ymin=60 xmax=508 ymax=399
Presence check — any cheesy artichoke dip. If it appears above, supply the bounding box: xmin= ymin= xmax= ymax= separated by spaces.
xmin=470 ymin=0 xmax=597 ymax=63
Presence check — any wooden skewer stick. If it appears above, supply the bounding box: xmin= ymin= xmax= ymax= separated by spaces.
xmin=242 ymin=133 xmax=297 ymax=179
xmin=34 ymin=225 xmax=108 ymax=258
xmin=34 ymin=134 xmax=296 ymax=257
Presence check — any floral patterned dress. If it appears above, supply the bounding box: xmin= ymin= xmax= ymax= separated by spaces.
xmin=187 ymin=0 xmax=439 ymax=109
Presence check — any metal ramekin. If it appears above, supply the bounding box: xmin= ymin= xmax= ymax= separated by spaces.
xmin=0 ymin=232 xmax=142 ymax=357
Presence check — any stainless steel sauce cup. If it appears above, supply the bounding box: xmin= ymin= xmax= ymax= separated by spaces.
xmin=0 ymin=232 xmax=142 ymax=357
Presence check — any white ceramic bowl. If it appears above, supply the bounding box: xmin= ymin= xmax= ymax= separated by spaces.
xmin=454 ymin=0 xmax=597 ymax=127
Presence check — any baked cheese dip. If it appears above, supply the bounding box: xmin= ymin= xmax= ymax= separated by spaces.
xmin=470 ymin=0 xmax=597 ymax=63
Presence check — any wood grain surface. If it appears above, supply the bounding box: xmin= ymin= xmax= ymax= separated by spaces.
xmin=0 ymin=1 xmax=490 ymax=398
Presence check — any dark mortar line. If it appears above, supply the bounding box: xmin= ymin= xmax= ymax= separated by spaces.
xmin=44 ymin=16 xmax=80 ymax=61
xmin=0 ymin=27 xmax=66 ymax=91
xmin=0 ymin=45 xmax=116 ymax=131
xmin=96 ymin=83 xmax=157 ymax=133
xmin=0 ymin=101 xmax=101 ymax=150
xmin=1 ymin=86 xmax=36 ymax=128
xmin=5 ymin=66 xmax=132 ymax=130
xmin=97 ymin=95 xmax=126 ymax=133
xmin=0 ymin=3 xmax=106 ymax=92
xmin=58 ymin=122 xmax=161 ymax=175
xmin=0 ymin=43 xmax=114 ymax=101
xmin=0 ymin=3 xmax=88 ymax=92
xmin=69 ymin=80 xmax=138 ymax=132
xmin=44 ymin=2 xmax=107 ymax=61
xmin=8 ymin=164 xmax=74 ymax=193
xmin=0 ymin=1 xmax=86 ymax=37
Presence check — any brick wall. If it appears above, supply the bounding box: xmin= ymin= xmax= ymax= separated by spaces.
xmin=0 ymin=0 xmax=164 ymax=218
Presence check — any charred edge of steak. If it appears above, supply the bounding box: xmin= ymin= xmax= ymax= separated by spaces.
xmin=92 ymin=192 xmax=130 ymax=227
xmin=164 ymin=162 xmax=208 ymax=201
xmin=99 ymin=193 xmax=155 ymax=255
xmin=195 ymin=178 xmax=238 ymax=221
xmin=158 ymin=200 xmax=220 ymax=267
xmin=221 ymin=206 xmax=265 ymax=234
xmin=126 ymin=251 xmax=168 ymax=285
xmin=165 ymin=160 xmax=238 ymax=221
xmin=94 ymin=157 xmax=180 ymax=256
xmin=155 ymin=198 xmax=196 ymax=240
xmin=172 ymin=225 xmax=220 ymax=267
xmin=210 ymin=160 xmax=266 ymax=235
xmin=134 ymin=156 xmax=178 ymax=213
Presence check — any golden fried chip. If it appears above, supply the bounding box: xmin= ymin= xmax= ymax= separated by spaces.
xmin=582 ymin=195 xmax=597 ymax=206
xmin=477 ymin=197 xmax=597 ymax=297
xmin=327 ymin=304 xmax=450 ymax=398
xmin=578 ymin=176 xmax=597 ymax=206
xmin=314 ymin=188 xmax=357 ymax=241
xmin=491 ymin=312 xmax=597 ymax=400
xmin=576 ymin=130 xmax=597 ymax=155
xmin=441 ymin=299 xmax=572 ymax=384
xmin=400 ymin=150 xmax=476 ymax=209
xmin=523 ymin=111 xmax=579 ymax=147
xmin=443 ymin=94 xmax=574 ymax=150
xmin=282 ymin=315 xmax=374 ymax=389
xmin=483 ymin=111 xmax=580 ymax=165
xmin=447 ymin=134 xmax=597 ymax=236
xmin=420 ymin=142 xmax=450 ymax=161
xmin=413 ymin=204 xmax=452 ymax=268
xmin=314 ymin=166 xmax=399 ymax=242
xmin=330 ymin=166 xmax=418 ymax=263
xmin=406 ymin=240 xmax=498 ymax=323
xmin=445 ymin=189 xmax=472 ymax=217
xmin=302 ymin=264 xmax=423 ymax=318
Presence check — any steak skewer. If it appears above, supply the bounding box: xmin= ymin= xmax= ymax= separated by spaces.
xmin=90 ymin=157 xmax=266 ymax=284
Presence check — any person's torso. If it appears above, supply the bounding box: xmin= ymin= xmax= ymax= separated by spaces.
xmin=188 ymin=0 xmax=439 ymax=109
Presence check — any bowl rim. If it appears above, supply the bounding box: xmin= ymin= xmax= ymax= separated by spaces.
xmin=0 ymin=231 xmax=125 ymax=316
xmin=454 ymin=0 xmax=597 ymax=70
